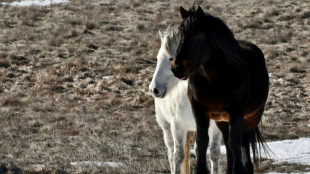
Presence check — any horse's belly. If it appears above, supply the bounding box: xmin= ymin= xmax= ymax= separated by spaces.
xmin=208 ymin=107 xmax=263 ymax=123
xmin=209 ymin=112 xmax=229 ymax=122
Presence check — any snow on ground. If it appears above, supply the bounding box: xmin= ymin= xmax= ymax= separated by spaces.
xmin=191 ymin=137 xmax=310 ymax=166
xmin=70 ymin=161 xmax=125 ymax=168
xmin=70 ymin=139 xmax=310 ymax=169
xmin=30 ymin=161 xmax=125 ymax=170
xmin=1 ymin=0 xmax=70 ymax=7
xmin=219 ymin=138 xmax=310 ymax=165
xmin=262 ymin=138 xmax=310 ymax=165
xmin=102 ymin=76 xmax=114 ymax=80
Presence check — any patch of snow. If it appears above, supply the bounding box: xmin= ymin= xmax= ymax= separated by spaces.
xmin=102 ymin=76 xmax=113 ymax=80
xmin=191 ymin=138 xmax=310 ymax=167
xmin=263 ymin=138 xmax=310 ymax=165
xmin=70 ymin=161 xmax=125 ymax=168
xmin=107 ymin=142 xmax=116 ymax=148
xmin=1 ymin=0 xmax=70 ymax=7
xmin=220 ymin=138 xmax=310 ymax=165
xmin=29 ymin=164 xmax=58 ymax=170
xmin=31 ymin=164 xmax=45 ymax=169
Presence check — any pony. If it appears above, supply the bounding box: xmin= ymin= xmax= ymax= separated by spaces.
xmin=149 ymin=25 xmax=222 ymax=174
xmin=171 ymin=6 xmax=269 ymax=174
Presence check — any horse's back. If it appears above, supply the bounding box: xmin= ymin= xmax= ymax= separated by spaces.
xmin=239 ymin=40 xmax=266 ymax=68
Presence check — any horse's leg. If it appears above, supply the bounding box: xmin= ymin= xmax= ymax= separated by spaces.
xmin=191 ymin=100 xmax=210 ymax=174
xmin=241 ymin=131 xmax=254 ymax=174
xmin=208 ymin=121 xmax=222 ymax=174
xmin=242 ymin=107 xmax=265 ymax=174
xmin=171 ymin=121 xmax=186 ymax=174
xmin=155 ymin=109 xmax=174 ymax=173
xmin=164 ymin=126 xmax=175 ymax=173
xmin=229 ymin=111 xmax=245 ymax=174
xmin=216 ymin=122 xmax=233 ymax=174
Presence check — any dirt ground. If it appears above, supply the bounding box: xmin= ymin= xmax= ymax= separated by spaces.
xmin=0 ymin=0 xmax=310 ymax=173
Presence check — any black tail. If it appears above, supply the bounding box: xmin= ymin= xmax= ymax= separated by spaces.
xmin=250 ymin=127 xmax=272 ymax=169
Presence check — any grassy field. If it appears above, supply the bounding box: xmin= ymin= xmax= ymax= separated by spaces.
xmin=0 ymin=0 xmax=310 ymax=173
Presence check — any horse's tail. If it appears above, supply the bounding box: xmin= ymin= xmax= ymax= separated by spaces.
xmin=251 ymin=127 xmax=271 ymax=170
xmin=181 ymin=131 xmax=191 ymax=174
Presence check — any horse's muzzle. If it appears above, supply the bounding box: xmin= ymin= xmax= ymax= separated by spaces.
xmin=171 ymin=65 xmax=187 ymax=80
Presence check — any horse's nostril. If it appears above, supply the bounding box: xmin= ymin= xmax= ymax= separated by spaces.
xmin=153 ymin=88 xmax=159 ymax=95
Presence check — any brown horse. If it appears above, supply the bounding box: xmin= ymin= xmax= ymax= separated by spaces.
xmin=171 ymin=6 xmax=269 ymax=174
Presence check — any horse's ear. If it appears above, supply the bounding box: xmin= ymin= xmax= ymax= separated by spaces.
xmin=180 ymin=6 xmax=189 ymax=19
xmin=172 ymin=30 xmax=177 ymax=38
xmin=196 ymin=6 xmax=205 ymax=18
xmin=159 ymin=30 xmax=166 ymax=41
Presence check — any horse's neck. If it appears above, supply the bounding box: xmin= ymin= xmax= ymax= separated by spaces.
xmin=166 ymin=79 xmax=188 ymax=99
xmin=207 ymin=48 xmax=228 ymax=66
xmin=156 ymin=79 xmax=189 ymax=117
xmin=199 ymin=49 xmax=229 ymax=79
xmin=194 ymin=49 xmax=244 ymax=88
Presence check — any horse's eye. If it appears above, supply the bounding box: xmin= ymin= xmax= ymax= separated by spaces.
xmin=169 ymin=58 xmax=173 ymax=61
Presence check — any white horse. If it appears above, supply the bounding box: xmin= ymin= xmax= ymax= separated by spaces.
xmin=149 ymin=27 xmax=222 ymax=174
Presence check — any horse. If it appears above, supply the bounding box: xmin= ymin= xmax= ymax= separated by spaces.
xmin=149 ymin=25 xmax=222 ymax=174
xmin=171 ymin=6 xmax=269 ymax=174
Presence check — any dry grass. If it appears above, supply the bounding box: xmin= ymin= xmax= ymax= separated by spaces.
xmin=0 ymin=0 xmax=310 ymax=173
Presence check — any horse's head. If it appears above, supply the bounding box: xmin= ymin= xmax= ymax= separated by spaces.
xmin=149 ymin=29 xmax=179 ymax=98
xmin=171 ymin=6 xmax=212 ymax=80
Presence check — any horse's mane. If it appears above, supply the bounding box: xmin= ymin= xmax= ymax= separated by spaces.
xmin=166 ymin=22 xmax=179 ymax=38
xmin=179 ymin=6 xmax=244 ymax=67
xmin=163 ymin=22 xmax=179 ymax=56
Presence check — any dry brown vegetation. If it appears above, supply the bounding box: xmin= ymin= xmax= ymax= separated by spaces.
xmin=0 ymin=0 xmax=310 ymax=173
